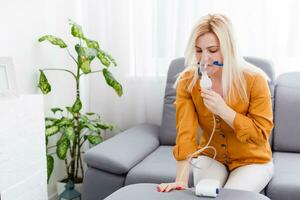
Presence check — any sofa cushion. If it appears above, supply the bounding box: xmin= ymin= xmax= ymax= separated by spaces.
xmin=244 ymin=57 xmax=275 ymax=81
xmin=159 ymin=58 xmax=184 ymax=145
xmin=266 ymin=152 xmax=300 ymax=200
xmin=125 ymin=145 xmax=268 ymax=194
xmin=124 ymin=146 xmax=194 ymax=187
xmin=273 ymin=72 xmax=300 ymax=152
xmin=84 ymin=124 xmax=160 ymax=174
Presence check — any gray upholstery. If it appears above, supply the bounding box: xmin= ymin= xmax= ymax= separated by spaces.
xmin=84 ymin=124 xmax=160 ymax=174
xmin=273 ymin=72 xmax=300 ymax=152
xmin=244 ymin=56 xmax=275 ymax=82
xmin=105 ymin=183 xmax=270 ymax=200
xmin=83 ymin=167 xmax=125 ymax=200
xmin=125 ymin=146 xmax=194 ymax=187
xmin=266 ymin=73 xmax=300 ymax=200
xmin=266 ymin=152 xmax=300 ymax=200
xmin=83 ymin=57 xmax=300 ymax=200
xmin=159 ymin=58 xmax=185 ymax=145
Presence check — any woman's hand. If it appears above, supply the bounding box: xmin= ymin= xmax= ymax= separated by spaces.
xmin=201 ymin=87 xmax=236 ymax=128
xmin=157 ymin=182 xmax=187 ymax=192
xmin=201 ymin=87 xmax=228 ymax=116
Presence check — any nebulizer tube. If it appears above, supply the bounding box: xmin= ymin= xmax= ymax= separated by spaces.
xmin=177 ymin=52 xmax=218 ymax=189
xmin=189 ymin=51 xmax=217 ymax=167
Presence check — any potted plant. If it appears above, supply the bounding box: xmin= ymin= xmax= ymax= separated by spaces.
xmin=38 ymin=20 xmax=123 ymax=194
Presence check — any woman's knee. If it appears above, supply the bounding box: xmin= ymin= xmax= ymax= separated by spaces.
xmin=192 ymin=156 xmax=228 ymax=186
xmin=224 ymin=161 xmax=274 ymax=192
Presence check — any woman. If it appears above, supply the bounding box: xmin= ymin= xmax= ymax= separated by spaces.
xmin=157 ymin=13 xmax=274 ymax=193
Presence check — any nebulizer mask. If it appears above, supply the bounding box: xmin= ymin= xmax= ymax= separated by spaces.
xmin=178 ymin=51 xmax=224 ymax=197
xmin=197 ymin=51 xmax=223 ymax=90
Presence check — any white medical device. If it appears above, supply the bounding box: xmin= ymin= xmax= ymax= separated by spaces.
xmin=199 ymin=62 xmax=213 ymax=90
xmin=195 ymin=179 xmax=221 ymax=197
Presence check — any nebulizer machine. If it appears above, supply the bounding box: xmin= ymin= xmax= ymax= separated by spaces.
xmin=178 ymin=51 xmax=224 ymax=197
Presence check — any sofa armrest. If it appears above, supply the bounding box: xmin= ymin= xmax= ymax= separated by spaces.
xmin=83 ymin=123 xmax=160 ymax=174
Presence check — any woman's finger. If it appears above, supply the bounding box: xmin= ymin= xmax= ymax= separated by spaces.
xmin=201 ymin=93 xmax=215 ymax=101
xmin=205 ymin=99 xmax=216 ymax=107
xmin=204 ymin=100 xmax=215 ymax=111
xmin=203 ymin=101 xmax=212 ymax=109
xmin=201 ymin=88 xmax=215 ymax=96
xmin=157 ymin=183 xmax=166 ymax=192
xmin=160 ymin=184 xmax=169 ymax=192
xmin=203 ymin=95 xmax=218 ymax=106
xmin=164 ymin=185 xmax=172 ymax=192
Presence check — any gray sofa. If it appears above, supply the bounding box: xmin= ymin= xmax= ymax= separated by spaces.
xmin=83 ymin=57 xmax=300 ymax=200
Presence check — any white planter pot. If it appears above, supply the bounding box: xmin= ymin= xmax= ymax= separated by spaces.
xmin=56 ymin=181 xmax=83 ymax=196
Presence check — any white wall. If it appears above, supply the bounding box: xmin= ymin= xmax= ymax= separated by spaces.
xmin=0 ymin=0 xmax=89 ymax=199
xmin=0 ymin=95 xmax=47 ymax=200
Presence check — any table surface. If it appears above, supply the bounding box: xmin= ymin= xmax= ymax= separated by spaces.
xmin=105 ymin=183 xmax=270 ymax=200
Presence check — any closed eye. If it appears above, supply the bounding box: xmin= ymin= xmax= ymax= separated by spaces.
xmin=195 ymin=46 xmax=219 ymax=53
xmin=210 ymin=49 xmax=218 ymax=53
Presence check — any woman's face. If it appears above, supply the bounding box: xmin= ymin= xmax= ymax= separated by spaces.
xmin=195 ymin=32 xmax=223 ymax=78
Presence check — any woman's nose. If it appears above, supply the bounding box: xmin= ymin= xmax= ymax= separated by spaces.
xmin=200 ymin=51 xmax=211 ymax=64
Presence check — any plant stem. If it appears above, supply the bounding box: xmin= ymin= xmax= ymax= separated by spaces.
xmin=79 ymin=69 xmax=103 ymax=77
xmin=79 ymin=151 xmax=84 ymax=179
xmin=47 ymin=144 xmax=57 ymax=149
xmin=69 ymin=61 xmax=81 ymax=181
xmin=79 ymin=138 xmax=87 ymax=148
xmin=64 ymin=159 xmax=70 ymax=179
xmin=75 ymin=134 xmax=80 ymax=178
xmin=42 ymin=68 xmax=76 ymax=79
xmin=67 ymin=48 xmax=78 ymax=64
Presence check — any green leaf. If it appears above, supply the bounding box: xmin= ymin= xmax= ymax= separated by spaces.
xmin=80 ymin=115 xmax=89 ymax=123
xmin=86 ymin=135 xmax=103 ymax=145
xmin=47 ymin=155 xmax=54 ymax=183
xmin=79 ymin=59 xmax=91 ymax=74
xmin=96 ymin=123 xmax=115 ymax=131
xmin=45 ymin=118 xmax=56 ymax=127
xmin=69 ymin=20 xmax=84 ymax=39
xmin=98 ymin=49 xmax=117 ymax=67
xmin=84 ymin=38 xmax=100 ymax=50
xmin=46 ymin=125 xmax=59 ymax=136
xmin=56 ymin=136 xmax=70 ymax=160
xmin=65 ymin=126 xmax=75 ymax=141
xmin=45 ymin=117 xmax=58 ymax=122
xmin=97 ymin=51 xmax=111 ymax=67
xmin=72 ymin=98 xmax=82 ymax=113
xmin=38 ymin=35 xmax=67 ymax=48
xmin=86 ymin=112 xmax=95 ymax=116
xmin=75 ymin=44 xmax=97 ymax=60
xmin=85 ymin=123 xmax=98 ymax=132
xmin=75 ymin=44 xmax=97 ymax=74
xmin=38 ymin=70 xmax=51 ymax=94
xmin=104 ymin=52 xmax=117 ymax=67
xmin=46 ymin=136 xmax=48 ymax=146
xmin=66 ymin=106 xmax=74 ymax=114
xmin=102 ymin=68 xmax=123 ymax=96
xmin=56 ymin=117 xmax=72 ymax=127
xmin=51 ymin=107 xmax=63 ymax=114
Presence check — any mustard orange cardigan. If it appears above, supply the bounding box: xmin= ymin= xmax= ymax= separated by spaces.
xmin=173 ymin=70 xmax=273 ymax=171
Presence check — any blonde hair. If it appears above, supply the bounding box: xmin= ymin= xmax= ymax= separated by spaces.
xmin=174 ymin=13 xmax=270 ymax=105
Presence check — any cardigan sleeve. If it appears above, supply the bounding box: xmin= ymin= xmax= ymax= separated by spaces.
xmin=233 ymin=73 xmax=274 ymax=145
xmin=173 ymin=73 xmax=199 ymax=161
